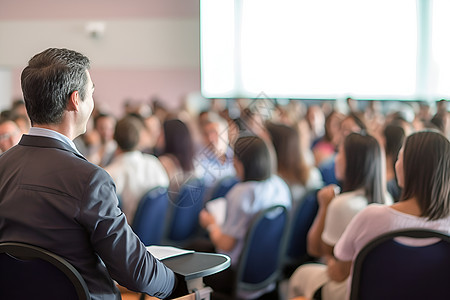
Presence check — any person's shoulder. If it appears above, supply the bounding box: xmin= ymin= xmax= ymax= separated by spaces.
xmin=226 ymin=181 xmax=254 ymax=199
xmin=351 ymin=203 xmax=389 ymax=225
xmin=231 ymin=180 xmax=254 ymax=191
xmin=72 ymin=153 xmax=112 ymax=178
xmin=256 ymin=175 xmax=292 ymax=204
xmin=268 ymin=174 xmax=289 ymax=187
xmin=328 ymin=189 xmax=368 ymax=215
xmin=360 ymin=203 xmax=388 ymax=214
xmin=142 ymin=152 xmax=164 ymax=165
xmin=334 ymin=189 xmax=365 ymax=202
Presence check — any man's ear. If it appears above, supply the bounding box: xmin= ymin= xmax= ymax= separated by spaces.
xmin=67 ymin=91 xmax=80 ymax=112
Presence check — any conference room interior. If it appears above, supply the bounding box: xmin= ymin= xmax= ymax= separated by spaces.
xmin=1 ymin=1 xmax=449 ymax=300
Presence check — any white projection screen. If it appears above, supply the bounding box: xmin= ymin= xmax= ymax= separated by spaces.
xmin=200 ymin=0 xmax=450 ymax=101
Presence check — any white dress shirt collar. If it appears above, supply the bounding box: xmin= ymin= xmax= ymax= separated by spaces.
xmin=28 ymin=127 xmax=81 ymax=155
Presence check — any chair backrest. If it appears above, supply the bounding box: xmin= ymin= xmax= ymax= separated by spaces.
xmin=350 ymin=229 xmax=450 ymax=300
xmin=235 ymin=205 xmax=289 ymax=296
xmin=208 ymin=176 xmax=240 ymax=200
xmin=318 ymin=157 xmax=339 ymax=186
xmin=0 ymin=242 xmax=90 ymax=300
xmin=132 ymin=186 xmax=169 ymax=246
xmin=165 ymin=177 xmax=206 ymax=244
xmin=283 ymin=189 xmax=319 ymax=272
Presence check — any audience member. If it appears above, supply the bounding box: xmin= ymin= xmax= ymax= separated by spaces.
xmin=159 ymin=118 xmax=196 ymax=193
xmin=383 ymin=123 xmax=406 ymax=202
xmin=0 ymin=118 xmax=22 ymax=153
xmin=428 ymin=111 xmax=448 ymax=135
xmin=198 ymin=136 xmax=291 ymax=297
xmin=195 ymin=111 xmax=236 ymax=196
xmin=73 ymin=116 xmax=100 ymax=159
xmin=330 ymin=130 xmax=450 ymax=300
xmin=334 ymin=112 xmax=367 ymax=146
xmin=92 ymin=112 xmax=117 ymax=167
xmin=140 ymin=114 xmax=162 ymax=155
xmin=305 ymin=105 xmax=326 ymax=143
xmin=312 ymin=111 xmax=344 ymax=167
xmin=105 ymin=115 xmax=169 ymax=224
xmin=266 ymin=122 xmax=323 ymax=202
xmin=346 ymin=97 xmax=359 ymax=113
xmin=11 ymin=113 xmax=31 ymax=134
xmin=296 ymin=117 xmax=317 ymax=168
xmin=10 ymin=99 xmax=28 ymax=116
xmin=288 ymin=132 xmax=390 ymax=300
xmin=318 ymin=112 xmax=367 ymax=186
xmin=0 ymin=110 xmax=12 ymax=120
xmin=8 ymin=100 xmax=31 ymax=133
xmin=0 ymin=48 xmax=177 ymax=299
xmin=238 ymin=107 xmax=271 ymax=142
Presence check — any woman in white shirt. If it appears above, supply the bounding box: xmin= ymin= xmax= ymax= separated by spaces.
xmin=288 ymin=132 xmax=389 ymax=300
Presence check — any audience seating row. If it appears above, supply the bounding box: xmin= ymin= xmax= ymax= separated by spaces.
xmin=132 ymin=177 xmax=207 ymax=247
xmin=2 ymin=199 xmax=449 ymax=300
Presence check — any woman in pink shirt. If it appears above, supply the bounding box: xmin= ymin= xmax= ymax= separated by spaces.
xmin=330 ymin=130 xmax=450 ymax=300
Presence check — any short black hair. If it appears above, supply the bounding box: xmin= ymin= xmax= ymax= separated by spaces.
xmin=21 ymin=48 xmax=90 ymax=125
xmin=234 ymin=136 xmax=271 ymax=182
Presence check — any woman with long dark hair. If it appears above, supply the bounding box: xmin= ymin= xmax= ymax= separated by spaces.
xmin=266 ymin=122 xmax=323 ymax=202
xmin=159 ymin=118 xmax=196 ymax=191
xmin=328 ymin=130 xmax=450 ymax=299
xmin=288 ymin=132 xmax=390 ymax=300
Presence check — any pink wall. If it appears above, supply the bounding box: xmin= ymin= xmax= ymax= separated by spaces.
xmin=12 ymin=67 xmax=201 ymax=116
xmin=0 ymin=0 xmax=199 ymax=20
xmin=90 ymin=68 xmax=201 ymax=115
xmin=4 ymin=0 xmax=201 ymax=115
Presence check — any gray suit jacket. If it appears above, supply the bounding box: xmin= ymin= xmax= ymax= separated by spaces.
xmin=0 ymin=135 xmax=175 ymax=299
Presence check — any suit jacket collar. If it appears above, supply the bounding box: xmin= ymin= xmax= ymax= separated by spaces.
xmin=19 ymin=134 xmax=87 ymax=161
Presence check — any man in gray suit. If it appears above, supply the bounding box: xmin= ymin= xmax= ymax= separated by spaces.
xmin=0 ymin=48 xmax=176 ymax=299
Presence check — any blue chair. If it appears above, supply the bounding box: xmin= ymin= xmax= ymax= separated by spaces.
xmin=0 ymin=242 xmax=90 ymax=300
xmin=350 ymin=229 xmax=450 ymax=300
xmin=318 ymin=156 xmax=339 ymax=186
xmin=283 ymin=189 xmax=319 ymax=276
xmin=164 ymin=177 xmax=206 ymax=245
xmin=234 ymin=205 xmax=289 ymax=299
xmin=208 ymin=176 xmax=240 ymax=200
xmin=132 ymin=186 xmax=169 ymax=246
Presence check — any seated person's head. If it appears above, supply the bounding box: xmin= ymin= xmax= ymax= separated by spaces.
xmin=21 ymin=48 xmax=91 ymax=129
xmin=163 ymin=119 xmax=195 ymax=172
xmin=0 ymin=119 xmax=22 ymax=153
xmin=266 ymin=122 xmax=309 ymax=185
xmin=114 ymin=115 xmax=143 ymax=152
xmin=199 ymin=112 xmax=229 ymax=157
xmin=335 ymin=132 xmax=384 ymax=204
xmin=383 ymin=123 xmax=406 ymax=161
xmin=11 ymin=114 xmax=31 ymax=134
xmin=395 ymin=130 xmax=450 ymax=220
xmin=234 ymin=135 xmax=271 ymax=182
xmin=95 ymin=113 xmax=117 ymax=143
xmin=333 ymin=112 xmax=367 ymax=146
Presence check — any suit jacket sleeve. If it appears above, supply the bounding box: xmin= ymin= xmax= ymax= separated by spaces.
xmin=78 ymin=167 xmax=175 ymax=298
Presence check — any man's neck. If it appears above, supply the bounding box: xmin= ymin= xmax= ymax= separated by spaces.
xmin=33 ymin=124 xmax=77 ymax=141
